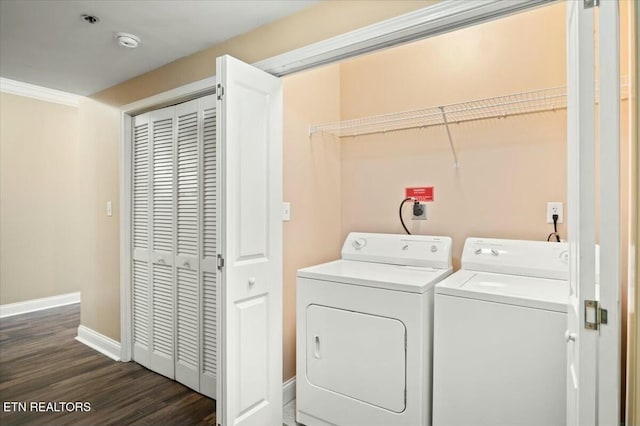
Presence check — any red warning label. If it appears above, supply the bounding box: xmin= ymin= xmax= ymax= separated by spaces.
xmin=405 ymin=187 xmax=434 ymax=202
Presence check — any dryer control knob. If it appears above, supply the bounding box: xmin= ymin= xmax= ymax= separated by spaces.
xmin=352 ymin=238 xmax=367 ymax=250
xmin=430 ymin=245 xmax=438 ymax=253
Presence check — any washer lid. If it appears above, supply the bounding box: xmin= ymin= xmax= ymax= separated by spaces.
xmin=297 ymin=260 xmax=452 ymax=293
xmin=435 ymin=270 xmax=568 ymax=312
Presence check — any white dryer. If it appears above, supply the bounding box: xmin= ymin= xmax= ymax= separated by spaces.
xmin=296 ymin=232 xmax=453 ymax=426
xmin=432 ymin=238 xmax=569 ymax=426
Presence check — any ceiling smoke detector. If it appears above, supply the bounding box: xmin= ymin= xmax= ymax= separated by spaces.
xmin=115 ymin=32 xmax=140 ymax=49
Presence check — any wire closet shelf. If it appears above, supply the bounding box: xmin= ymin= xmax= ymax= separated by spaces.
xmin=309 ymin=86 xmax=568 ymax=139
xmin=309 ymin=78 xmax=628 ymax=168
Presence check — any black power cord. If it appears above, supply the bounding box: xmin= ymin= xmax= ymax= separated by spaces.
xmin=399 ymin=197 xmax=413 ymax=235
xmin=547 ymin=213 xmax=561 ymax=242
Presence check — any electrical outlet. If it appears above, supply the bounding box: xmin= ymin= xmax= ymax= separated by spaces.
xmin=412 ymin=202 xmax=427 ymax=220
xmin=546 ymin=202 xmax=563 ymax=224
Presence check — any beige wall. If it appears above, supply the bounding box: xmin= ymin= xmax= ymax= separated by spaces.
xmin=68 ymin=0 xmax=638 ymax=396
xmin=282 ymin=64 xmax=342 ymax=381
xmin=338 ymin=9 xmax=639 ymax=422
xmin=630 ymin=0 xmax=639 ymax=423
xmin=339 ymin=3 xmax=567 ymax=268
xmin=0 ymin=93 xmax=82 ymax=304
xmin=92 ymin=1 xmax=434 ymax=107
xmin=76 ymin=98 xmax=121 ymax=339
xmin=618 ymin=1 xmax=636 ymax=420
xmin=78 ymin=1 xmax=435 ymax=377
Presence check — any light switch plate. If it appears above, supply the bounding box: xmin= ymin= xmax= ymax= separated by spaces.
xmin=282 ymin=202 xmax=291 ymax=221
xmin=107 ymin=201 xmax=113 ymax=217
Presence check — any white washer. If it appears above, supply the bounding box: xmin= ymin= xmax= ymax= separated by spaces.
xmin=296 ymin=232 xmax=453 ymax=426
xmin=432 ymin=238 xmax=569 ymax=426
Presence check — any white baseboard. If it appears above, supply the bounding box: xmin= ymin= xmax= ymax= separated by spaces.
xmin=283 ymin=376 xmax=296 ymax=405
xmin=75 ymin=325 xmax=121 ymax=361
xmin=77 ymin=324 xmax=290 ymax=399
xmin=0 ymin=292 xmax=81 ymax=318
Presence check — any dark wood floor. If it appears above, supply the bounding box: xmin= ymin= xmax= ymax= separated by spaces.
xmin=0 ymin=304 xmax=216 ymax=426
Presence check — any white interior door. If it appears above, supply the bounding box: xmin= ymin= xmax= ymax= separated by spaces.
xmin=131 ymin=106 xmax=178 ymax=380
xmin=216 ymin=54 xmax=283 ymax=426
xmin=149 ymin=105 xmax=176 ymax=379
xmin=596 ymin=1 xmax=621 ymax=423
xmin=200 ymin=96 xmax=218 ymax=399
xmin=175 ymin=99 xmax=202 ymax=391
xmin=566 ymin=1 xmax=621 ymax=425
xmin=132 ymin=96 xmax=219 ymax=396
xmin=566 ymin=2 xmax=596 ymax=423
xmin=132 ymin=112 xmax=151 ymax=368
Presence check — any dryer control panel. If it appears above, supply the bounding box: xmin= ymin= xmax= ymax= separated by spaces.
xmin=342 ymin=232 xmax=452 ymax=269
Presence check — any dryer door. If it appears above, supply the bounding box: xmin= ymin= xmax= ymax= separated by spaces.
xmin=306 ymin=304 xmax=406 ymax=413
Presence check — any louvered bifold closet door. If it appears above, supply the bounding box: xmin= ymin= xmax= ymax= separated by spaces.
xmin=132 ymin=113 xmax=151 ymax=368
xmin=149 ymin=105 xmax=176 ymax=379
xmin=131 ymin=96 xmax=217 ymax=395
xmin=174 ymin=99 xmax=201 ymax=391
xmin=199 ymin=95 xmax=217 ymax=399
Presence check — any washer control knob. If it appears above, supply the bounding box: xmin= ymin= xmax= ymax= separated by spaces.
xmin=559 ymin=250 xmax=569 ymax=263
xmin=491 ymin=249 xmax=499 ymax=256
xmin=475 ymin=248 xmax=482 ymax=255
xmin=430 ymin=245 xmax=438 ymax=253
xmin=352 ymin=238 xmax=367 ymax=250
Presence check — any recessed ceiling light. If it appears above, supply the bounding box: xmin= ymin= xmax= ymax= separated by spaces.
xmin=81 ymin=14 xmax=99 ymax=24
xmin=115 ymin=32 xmax=141 ymax=49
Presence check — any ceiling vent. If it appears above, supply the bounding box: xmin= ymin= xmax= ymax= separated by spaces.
xmin=81 ymin=14 xmax=99 ymax=24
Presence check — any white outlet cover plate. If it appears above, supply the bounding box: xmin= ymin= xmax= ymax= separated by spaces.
xmin=546 ymin=202 xmax=563 ymax=223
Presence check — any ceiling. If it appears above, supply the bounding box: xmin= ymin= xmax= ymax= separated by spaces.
xmin=0 ymin=0 xmax=317 ymax=96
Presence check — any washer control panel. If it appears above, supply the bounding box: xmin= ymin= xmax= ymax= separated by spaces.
xmin=462 ymin=238 xmax=570 ymax=280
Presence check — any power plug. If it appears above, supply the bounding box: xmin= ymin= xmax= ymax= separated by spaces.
xmin=412 ymin=201 xmax=427 ymax=220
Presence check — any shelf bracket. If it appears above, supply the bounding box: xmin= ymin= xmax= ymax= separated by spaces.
xmin=439 ymin=106 xmax=459 ymax=168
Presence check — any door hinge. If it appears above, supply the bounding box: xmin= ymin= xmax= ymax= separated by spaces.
xmin=584 ymin=299 xmax=608 ymax=330
xmin=217 ymin=254 xmax=225 ymax=270
xmin=216 ymin=83 xmax=224 ymax=100
xmin=584 ymin=0 xmax=599 ymax=9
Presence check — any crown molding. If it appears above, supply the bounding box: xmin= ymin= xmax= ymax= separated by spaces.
xmin=254 ymin=0 xmax=552 ymax=77
xmin=0 ymin=77 xmax=80 ymax=107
